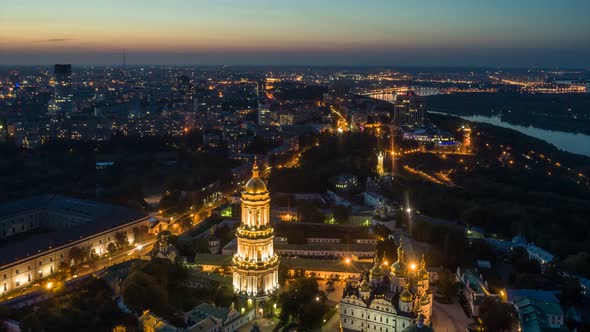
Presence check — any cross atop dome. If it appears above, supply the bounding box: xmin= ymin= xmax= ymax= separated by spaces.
xmin=244 ymin=157 xmax=267 ymax=194
xmin=252 ymin=156 xmax=259 ymax=178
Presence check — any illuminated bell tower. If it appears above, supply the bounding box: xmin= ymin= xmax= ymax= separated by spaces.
xmin=233 ymin=160 xmax=279 ymax=305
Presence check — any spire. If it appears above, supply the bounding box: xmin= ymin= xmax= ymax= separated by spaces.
xmin=397 ymin=238 xmax=404 ymax=262
xmin=374 ymin=249 xmax=381 ymax=264
xmin=421 ymin=254 xmax=426 ymax=270
xmin=252 ymin=156 xmax=259 ymax=178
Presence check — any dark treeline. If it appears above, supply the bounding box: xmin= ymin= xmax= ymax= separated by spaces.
xmin=394 ymin=115 xmax=590 ymax=276
xmin=268 ymin=132 xmax=377 ymax=193
xmin=426 ymin=93 xmax=590 ymax=135
xmin=0 ymin=131 xmax=235 ymax=210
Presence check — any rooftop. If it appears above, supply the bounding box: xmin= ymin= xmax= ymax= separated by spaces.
xmin=282 ymin=257 xmax=372 ymax=274
xmin=506 ymin=289 xmax=560 ymax=304
xmin=0 ymin=195 xmax=148 ymax=266
xmin=275 ymin=242 xmax=376 ymax=253
xmin=462 ymin=269 xmax=490 ymax=295
xmin=193 ymin=254 xmax=233 ymax=266
xmin=139 ymin=311 xmax=178 ymax=332
xmin=187 ymin=303 xmax=230 ymax=322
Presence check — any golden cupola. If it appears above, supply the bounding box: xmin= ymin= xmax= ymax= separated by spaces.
xmin=244 ymin=160 xmax=267 ymax=195
xmin=391 ymin=239 xmax=407 ymax=276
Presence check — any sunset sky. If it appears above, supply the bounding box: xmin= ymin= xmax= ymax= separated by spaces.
xmin=1 ymin=0 xmax=589 ymax=67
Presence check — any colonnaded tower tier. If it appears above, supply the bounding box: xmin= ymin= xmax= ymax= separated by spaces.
xmin=232 ymin=161 xmax=279 ymax=300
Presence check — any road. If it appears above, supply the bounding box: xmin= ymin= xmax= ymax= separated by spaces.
xmin=0 ymin=238 xmax=158 ymax=304
xmin=237 ymin=318 xmax=279 ymax=332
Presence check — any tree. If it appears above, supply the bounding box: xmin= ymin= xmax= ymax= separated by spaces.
xmin=58 ymin=261 xmax=69 ymax=272
xmin=68 ymin=246 xmax=85 ymax=266
xmin=214 ymin=285 xmax=235 ymax=308
xmin=297 ymin=201 xmax=325 ymax=223
xmin=278 ymin=277 xmax=328 ymax=329
xmin=180 ymin=216 xmax=192 ymax=231
xmin=437 ymin=270 xmax=457 ymax=303
xmin=333 ymin=205 xmax=351 ymax=224
xmin=133 ymin=226 xmax=149 ymax=243
xmin=299 ymin=301 xmax=328 ymax=329
xmin=479 ymin=298 xmax=518 ymax=332
xmin=122 ymin=270 xmax=169 ymax=313
xmin=562 ymin=252 xmax=590 ymax=278
xmin=114 ymin=231 xmax=129 ymax=249
xmin=326 ymin=280 xmax=335 ymax=293
xmin=560 ymin=277 xmax=583 ymax=306
xmin=372 ymin=224 xmax=393 ymax=239
xmin=107 ymin=242 xmax=117 ymax=254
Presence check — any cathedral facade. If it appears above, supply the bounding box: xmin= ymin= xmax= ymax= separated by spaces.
xmin=340 ymin=240 xmax=433 ymax=332
xmin=232 ymin=161 xmax=279 ymax=301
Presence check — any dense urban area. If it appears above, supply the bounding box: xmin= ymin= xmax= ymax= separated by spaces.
xmin=0 ymin=65 xmax=589 ymax=332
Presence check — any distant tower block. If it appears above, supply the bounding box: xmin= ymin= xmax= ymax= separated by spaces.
xmin=377 ymin=152 xmax=385 ymax=176
xmin=390 ymin=130 xmax=396 ymax=178
xmin=462 ymin=125 xmax=472 ymax=153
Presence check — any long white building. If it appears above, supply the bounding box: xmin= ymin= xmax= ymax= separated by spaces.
xmin=0 ymin=195 xmax=150 ymax=296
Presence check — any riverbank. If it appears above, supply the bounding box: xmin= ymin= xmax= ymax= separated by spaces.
xmin=431 ymin=111 xmax=590 ymax=157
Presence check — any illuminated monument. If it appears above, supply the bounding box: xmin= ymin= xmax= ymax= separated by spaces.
xmin=232 ymin=160 xmax=279 ymax=312
xmin=377 ymin=152 xmax=385 ymax=176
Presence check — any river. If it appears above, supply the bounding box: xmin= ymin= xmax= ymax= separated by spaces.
xmin=431 ymin=112 xmax=590 ymax=157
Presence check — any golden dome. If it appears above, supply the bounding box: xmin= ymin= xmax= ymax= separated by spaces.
xmin=391 ymin=260 xmax=407 ymax=276
xmin=400 ymin=288 xmax=412 ymax=302
xmin=370 ymin=264 xmax=382 ymax=277
xmin=419 ymin=255 xmax=429 ymax=279
xmin=244 ymin=177 xmax=267 ymax=194
xmin=360 ymin=279 xmax=370 ymax=291
xmin=391 ymin=239 xmax=407 ymax=276
xmin=420 ymin=294 xmax=430 ymax=305
xmin=243 ymin=160 xmax=267 ymax=194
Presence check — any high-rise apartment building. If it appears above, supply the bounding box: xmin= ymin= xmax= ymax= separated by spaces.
xmin=393 ymin=91 xmax=426 ymax=127
xmin=53 ymin=64 xmax=75 ymax=113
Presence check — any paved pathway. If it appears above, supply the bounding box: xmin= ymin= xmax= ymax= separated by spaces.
xmin=320 ymin=310 xmax=341 ymax=332
xmin=432 ymin=299 xmax=472 ymax=332
xmin=237 ymin=318 xmax=279 ymax=332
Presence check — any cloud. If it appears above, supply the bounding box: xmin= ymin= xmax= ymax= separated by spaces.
xmin=36 ymin=38 xmax=73 ymax=43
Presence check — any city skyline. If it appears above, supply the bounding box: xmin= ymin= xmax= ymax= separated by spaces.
xmin=1 ymin=0 xmax=589 ymax=67
xmin=2 ymin=2 xmax=590 ymax=331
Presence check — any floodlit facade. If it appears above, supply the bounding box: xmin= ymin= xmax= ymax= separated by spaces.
xmin=232 ymin=161 xmax=279 ymax=300
xmin=340 ymin=241 xmax=433 ymax=332
xmin=0 ymin=195 xmax=149 ymax=295
xmin=377 ymin=152 xmax=385 ymax=176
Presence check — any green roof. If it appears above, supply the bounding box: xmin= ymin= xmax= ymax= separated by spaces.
xmin=282 ymin=257 xmax=371 ymax=273
xmin=275 ymin=242 xmax=375 ymax=252
xmin=186 ymin=303 xmax=229 ymax=323
xmin=194 ymin=254 xmax=233 ymax=266
xmin=463 ymin=269 xmax=489 ymax=295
